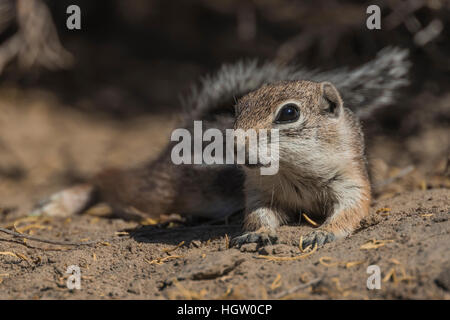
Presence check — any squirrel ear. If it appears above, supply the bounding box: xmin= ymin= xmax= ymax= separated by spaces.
xmin=319 ymin=82 xmax=343 ymax=118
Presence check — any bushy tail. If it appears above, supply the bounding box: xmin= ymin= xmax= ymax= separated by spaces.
xmin=315 ymin=47 xmax=410 ymax=119
xmin=182 ymin=47 xmax=410 ymax=121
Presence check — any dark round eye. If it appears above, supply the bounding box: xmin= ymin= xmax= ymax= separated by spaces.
xmin=274 ymin=103 xmax=300 ymax=123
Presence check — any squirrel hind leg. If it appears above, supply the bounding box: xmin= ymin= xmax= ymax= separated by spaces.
xmin=32 ymin=183 xmax=97 ymax=218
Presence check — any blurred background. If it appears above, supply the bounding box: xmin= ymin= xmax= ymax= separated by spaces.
xmin=0 ymin=0 xmax=448 ymax=216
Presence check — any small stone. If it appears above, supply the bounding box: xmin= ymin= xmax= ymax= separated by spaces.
xmin=127 ymin=282 xmax=141 ymax=295
xmin=258 ymin=244 xmax=292 ymax=256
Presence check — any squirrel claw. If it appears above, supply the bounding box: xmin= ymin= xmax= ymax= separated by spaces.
xmin=301 ymin=229 xmax=335 ymax=249
xmin=230 ymin=231 xmax=278 ymax=248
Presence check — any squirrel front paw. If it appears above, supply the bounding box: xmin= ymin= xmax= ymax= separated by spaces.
xmin=301 ymin=229 xmax=336 ymax=249
xmin=230 ymin=229 xmax=278 ymax=248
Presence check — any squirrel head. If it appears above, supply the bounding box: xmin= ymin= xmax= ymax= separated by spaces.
xmin=234 ymin=80 xmax=347 ymax=170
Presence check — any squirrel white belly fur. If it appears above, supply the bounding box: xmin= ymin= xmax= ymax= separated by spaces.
xmin=33 ymin=47 xmax=410 ymax=248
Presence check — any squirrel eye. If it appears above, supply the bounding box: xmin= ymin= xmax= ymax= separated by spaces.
xmin=274 ymin=103 xmax=300 ymax=123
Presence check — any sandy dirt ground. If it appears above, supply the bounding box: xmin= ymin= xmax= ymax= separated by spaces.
xmin=0 ymin=87 xmax=448 ymax=299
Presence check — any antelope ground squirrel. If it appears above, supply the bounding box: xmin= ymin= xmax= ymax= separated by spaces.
xmin=34 ymin=47 xmax=410 ymax=248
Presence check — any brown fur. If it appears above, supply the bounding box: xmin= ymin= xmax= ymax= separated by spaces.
xmin=35 ymin=80 xmax=371 ymax=247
